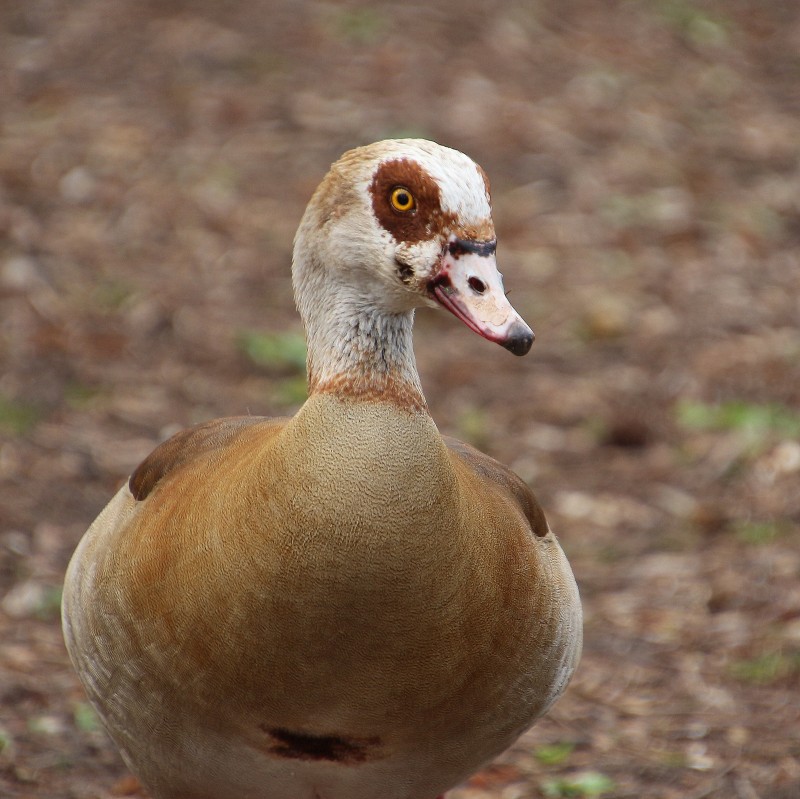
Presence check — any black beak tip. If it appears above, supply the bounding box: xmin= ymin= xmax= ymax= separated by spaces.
xmin=503 ymin=324 xmax=535 ymax=356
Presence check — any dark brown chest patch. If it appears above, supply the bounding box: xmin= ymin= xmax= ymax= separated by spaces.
xmin=261 ymin=726 xmax=381 ymax=764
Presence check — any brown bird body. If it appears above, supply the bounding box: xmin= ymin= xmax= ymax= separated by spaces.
xmin=63 ymin=140 xmax=582 ymax=799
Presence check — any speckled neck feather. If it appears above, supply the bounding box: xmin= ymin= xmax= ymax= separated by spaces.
xmin=303 ymin=300 xmax=427 ymax=413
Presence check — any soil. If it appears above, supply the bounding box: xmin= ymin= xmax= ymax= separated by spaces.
xmin=1 ymin=2 xmax=799 ymax=798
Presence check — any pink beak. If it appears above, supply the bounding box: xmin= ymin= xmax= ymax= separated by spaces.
xmin=429 ymin=237 xmax=534 ymax=356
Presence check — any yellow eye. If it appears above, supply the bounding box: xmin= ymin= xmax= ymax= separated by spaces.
xmin=390 ymin=186 xmax=415 ymax=213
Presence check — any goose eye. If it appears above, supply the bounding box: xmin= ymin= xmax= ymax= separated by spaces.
xmin=390 ymin=187 xmax=415 ymax=213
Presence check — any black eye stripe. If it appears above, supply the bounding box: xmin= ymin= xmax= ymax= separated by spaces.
xmin=448 ymin=238 xmax=497 ymax=258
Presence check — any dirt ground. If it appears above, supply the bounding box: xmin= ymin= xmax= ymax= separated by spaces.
xmin=1 ymin=1 xmax=799 ymax=797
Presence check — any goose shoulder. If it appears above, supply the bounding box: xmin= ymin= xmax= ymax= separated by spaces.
xmin=129 ymin=416 xmax=288 ymax=501
xmin=444 ymin=436 xmax=549 ymax=538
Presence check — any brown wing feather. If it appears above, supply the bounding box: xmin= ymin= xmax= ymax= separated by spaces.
xmin=129 ymin=416 xmax=286 ymax=501
xmin=444 ymin=436 xmax=549 ymax=538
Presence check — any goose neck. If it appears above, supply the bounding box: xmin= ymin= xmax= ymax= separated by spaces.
xmin=301 ymin=290 xmax=427 ymax=413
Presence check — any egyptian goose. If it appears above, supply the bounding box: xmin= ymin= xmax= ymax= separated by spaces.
xmin=62 ymin=139 xmax=582 ymax=799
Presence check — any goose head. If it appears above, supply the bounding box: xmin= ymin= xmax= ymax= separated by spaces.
xmin=293 ymin=139 xmax=534 ymax=396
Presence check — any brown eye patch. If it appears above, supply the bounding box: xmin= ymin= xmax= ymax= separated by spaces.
xmin=369 ymin=158 xmax=452 ymax=244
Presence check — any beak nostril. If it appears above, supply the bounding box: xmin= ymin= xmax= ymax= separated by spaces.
xmin=467 ymin=276 xmax=486 ymax=295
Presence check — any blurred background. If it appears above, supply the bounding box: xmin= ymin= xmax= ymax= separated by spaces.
xmin=1 ymin=1 xmax=799 ymax=797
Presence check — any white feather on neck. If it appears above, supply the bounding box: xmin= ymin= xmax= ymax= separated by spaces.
xmin=293 ymin=248 xmax=425 ymax=408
